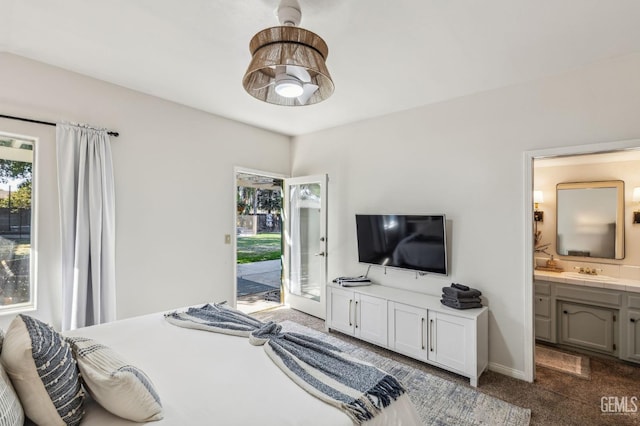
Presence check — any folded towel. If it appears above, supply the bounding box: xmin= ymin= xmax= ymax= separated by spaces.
xmin=442 ymin=286 xmax=482 ymax=298
xmin=441 ymin=295 xmax=481 ymax=304
xmin=451 ymin=283 xmax=469 ymax=291
xmin=440 ymin=299 xmax=483 ymax=310
xmin=440 ymin=298 xmax=482 ymax=308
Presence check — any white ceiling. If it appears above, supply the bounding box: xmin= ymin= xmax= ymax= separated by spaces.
xmin=2 ymin=0 xmax=640 ymax=136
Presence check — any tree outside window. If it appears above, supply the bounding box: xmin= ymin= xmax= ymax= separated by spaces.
xmin=0 ymin=135 xmax=34 ymax=311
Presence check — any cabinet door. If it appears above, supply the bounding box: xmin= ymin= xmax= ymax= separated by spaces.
xmin=627 ymin=309 xmax=640 ymax=362
xmin=534 ymin=295 xmax=553 ymax=342
xmin=327 ymin=287 xmax=355 ymax=335
xmin=428 ymin=311 xmax=473 ymax=374
xmin=559 ymin=302 xmax=616 ymax=354
xmin=534 ymin=295 xmax=551 ymax=317
xmin=388 ymin=302 xmax=428 ymax=361
xmin=535 ymin=317 xmax=553 ymax=341
xmin=355 ymin=294 xmax=387 ymax=346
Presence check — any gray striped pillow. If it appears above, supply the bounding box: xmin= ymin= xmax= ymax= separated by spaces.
xmin=68 ymin=337 xmax=163 ymax=422
xmin=0 ymin=315 xmax=84 ymax=426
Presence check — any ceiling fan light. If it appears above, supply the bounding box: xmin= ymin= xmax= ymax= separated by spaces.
xmin=275 ymin=79 xmax=304 ymax=98
xmin=242 ymin=26 xmax=334 ymax=106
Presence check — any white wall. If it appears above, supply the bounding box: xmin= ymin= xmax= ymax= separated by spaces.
xmin=291 ymin=53 xmax=640 ymax=377
xmin=0 ymin=53 xmax=290 ymax=330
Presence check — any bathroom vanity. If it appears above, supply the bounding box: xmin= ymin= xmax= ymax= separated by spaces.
xmin=534 ymin=270 xmax=640 ymax=363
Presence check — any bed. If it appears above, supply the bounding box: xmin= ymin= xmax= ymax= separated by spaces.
xmin=50 ymin=306 xmax=421 ymax=425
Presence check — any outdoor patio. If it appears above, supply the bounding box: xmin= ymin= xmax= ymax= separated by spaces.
xmin=236 ymin=259 xmax=282 ymax=314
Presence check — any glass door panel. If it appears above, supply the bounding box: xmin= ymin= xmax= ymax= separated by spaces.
xmin=284 ymin=175 xmax=327 ymax=318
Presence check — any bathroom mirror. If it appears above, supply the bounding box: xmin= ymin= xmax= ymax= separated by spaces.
xmin=556 ymin=180 xmax=624 ymax=259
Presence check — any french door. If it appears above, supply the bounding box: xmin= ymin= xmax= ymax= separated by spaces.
xmin=283 ymin=174 xmax=327 ymax=319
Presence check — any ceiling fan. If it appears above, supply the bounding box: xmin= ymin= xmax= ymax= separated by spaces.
xmin=242 ymin=0 xmax=334 ymax=107
xmin=266 ymin=64 xmax=319 ymax=105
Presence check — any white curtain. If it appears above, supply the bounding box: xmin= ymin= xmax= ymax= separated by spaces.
xmin=57 ymin=123 xmax=116 ymax=331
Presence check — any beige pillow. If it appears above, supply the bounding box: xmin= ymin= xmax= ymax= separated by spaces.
xmin=0 ymin=315 xmax=84 ymax=426
xmin=68 ymin=337 xmax=163 ymax=422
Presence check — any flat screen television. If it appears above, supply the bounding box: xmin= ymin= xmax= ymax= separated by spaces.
xmin=355 ymin=214 xmax=448 ymax=275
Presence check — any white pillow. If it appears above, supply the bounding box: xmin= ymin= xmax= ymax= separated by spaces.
xmin=68 ymin=337 xmax=163 ymax=422
xmin=0 ymin=315 xmax=84 ymax=426
xmin=0 ymin=343 xmax=24 ymax=426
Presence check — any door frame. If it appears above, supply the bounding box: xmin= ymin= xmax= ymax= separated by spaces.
xmin=523 ymin=138 xmax=640 ymax=382
xmin=232 ymin=166 xmax=287 ymax=309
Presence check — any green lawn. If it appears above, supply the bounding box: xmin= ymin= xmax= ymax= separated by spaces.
xmin=237 ymin=232 xmax=282 ymax=264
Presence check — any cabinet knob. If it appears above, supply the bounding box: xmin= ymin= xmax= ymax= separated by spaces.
xmin=632 ymin=318 xmax=637 ymax=323
xmin=563 ymin=310 xmax=568 ymax=314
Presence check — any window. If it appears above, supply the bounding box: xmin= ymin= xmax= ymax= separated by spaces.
xmin=0 ymin=133 xmax=35 ymax=314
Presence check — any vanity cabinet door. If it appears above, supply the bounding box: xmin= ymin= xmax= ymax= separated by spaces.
xmin=535 ymin=317 xmax=553 ymax=342
xmin=627 ymin=309 xmax=640 ymax=362
xmin=534 ymin=296 xmax=551 ymax=317
xmin=559 ymin=302 xmax=616 ymax=354
xmin=534 ymin=295 xmax=553 ymax=342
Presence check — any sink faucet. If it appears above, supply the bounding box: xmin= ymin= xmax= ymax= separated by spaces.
xmin=574 ymin=266 xmax=602 ymax=275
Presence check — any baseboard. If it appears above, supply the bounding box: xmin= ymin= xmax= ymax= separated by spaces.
xmin=488 ymin=362 xmax=529 ymax=382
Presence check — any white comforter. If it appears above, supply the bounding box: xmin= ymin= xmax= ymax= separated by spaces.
xmin=64 ymin=309 xmax=421 ymax=425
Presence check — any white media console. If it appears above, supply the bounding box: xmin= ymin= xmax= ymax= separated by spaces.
xmin=326 ymin=282 xmax=489 ymax=387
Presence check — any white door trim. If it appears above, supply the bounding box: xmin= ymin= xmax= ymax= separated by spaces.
xmin=523 ymin=138 xmax=640 ymax=382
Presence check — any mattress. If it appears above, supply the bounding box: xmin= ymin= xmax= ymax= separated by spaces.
xmin=63 ymin=309 xmax=420 ymax=425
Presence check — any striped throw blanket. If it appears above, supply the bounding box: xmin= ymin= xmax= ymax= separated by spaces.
xmin=164 ymin=303 xmax=405 ymax=424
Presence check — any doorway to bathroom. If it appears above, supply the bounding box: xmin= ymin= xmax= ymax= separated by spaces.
xmin=526 ymin=139 xmax=640 ymax=387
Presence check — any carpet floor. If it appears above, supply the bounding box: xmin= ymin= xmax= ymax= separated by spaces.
xmin=252 ymin=306 xmax=640 ymax=426
xmin=281 ymin=320 xmax=531 ymax=425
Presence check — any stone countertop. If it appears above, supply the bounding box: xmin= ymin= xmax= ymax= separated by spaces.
xmin=534 ymin=270 xmax=640 ymax=293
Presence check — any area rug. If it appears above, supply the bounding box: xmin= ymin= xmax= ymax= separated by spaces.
xmin=535 ymin=345 xmax=590 ymax=379
xmin=280 ymin=321 xmax=531 ymax=426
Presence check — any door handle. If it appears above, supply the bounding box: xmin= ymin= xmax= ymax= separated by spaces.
xmin=355 ymin=301 xmax=359 ymax=328
xmin=315 ymin=252 xmax=326 ymax=257
xmin=430 ymin=319 xmax=434 ymax=352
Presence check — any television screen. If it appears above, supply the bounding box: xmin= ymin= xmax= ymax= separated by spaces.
xmin=355 ymin=214 xmax=448 ymax=275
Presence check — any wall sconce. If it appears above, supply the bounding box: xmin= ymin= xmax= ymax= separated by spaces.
xmin=633 ymin=187 xmax=640 ymax=224
xmin=533 ymin=190 xmax=544 ymax=222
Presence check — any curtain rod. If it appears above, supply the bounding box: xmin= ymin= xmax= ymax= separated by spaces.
xmin=0 ymin=114 xmax=120 ymax=137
